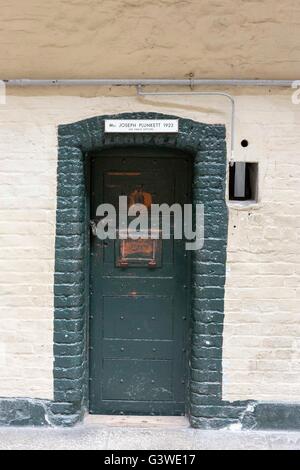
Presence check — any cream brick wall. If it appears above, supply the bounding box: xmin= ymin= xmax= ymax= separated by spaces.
xmin=0 ymin=88 xmax=299 ymax=401
xmin=223 ymin=93 xmax=300 ymax=402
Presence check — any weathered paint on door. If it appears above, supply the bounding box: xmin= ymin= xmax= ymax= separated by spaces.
xmin=89 ymin=147 xmax=192 ymax=415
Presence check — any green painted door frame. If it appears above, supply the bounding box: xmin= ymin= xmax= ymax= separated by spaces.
xmin=53 ymin=112 xmax=232 ymax=428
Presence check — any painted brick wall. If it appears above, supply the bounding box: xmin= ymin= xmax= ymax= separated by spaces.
xmin=0 ymin=118 xmax=57 ymax=399
xmin=0 ymin=89 xmax=299 ymax=404
xmin=223 ymin=93 xmax=300 ymax=401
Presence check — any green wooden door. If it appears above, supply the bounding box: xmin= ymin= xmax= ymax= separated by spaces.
xmin=89 ymin=147 xmax=192 ymax=415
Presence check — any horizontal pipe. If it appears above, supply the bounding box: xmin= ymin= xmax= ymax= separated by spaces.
xmin=3 ymin=78 xmax=296 ymax=87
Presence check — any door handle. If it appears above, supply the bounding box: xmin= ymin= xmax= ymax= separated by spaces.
xmin=90 ymin=220 xmax=97 ymax=236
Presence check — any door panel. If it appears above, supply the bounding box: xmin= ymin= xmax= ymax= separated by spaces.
xmin=102 ymin=360 xmax=173 ymax=401
xmin=103 ymin=296 xmax=173 ymax=339
xmin=89 ymin=147 xmax=192 ymax=415
xmin=102 ymin=340 xmax=173 ymax=360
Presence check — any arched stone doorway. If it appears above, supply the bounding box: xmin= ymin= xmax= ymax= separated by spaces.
xmin=53 ymin=112 xmax=228 ymax=427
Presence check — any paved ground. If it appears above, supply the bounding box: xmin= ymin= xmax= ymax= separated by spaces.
xmin=0 ymin=416 xmax=299 ymax=450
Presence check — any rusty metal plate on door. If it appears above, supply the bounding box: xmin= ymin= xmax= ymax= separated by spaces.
xmin=116 ymin=237 xmax=162 ymax=268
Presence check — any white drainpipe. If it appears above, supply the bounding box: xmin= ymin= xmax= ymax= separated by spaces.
xmin=3 ymin=79 xmax=296 ymax=87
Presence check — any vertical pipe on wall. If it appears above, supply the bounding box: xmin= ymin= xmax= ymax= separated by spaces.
xmin=136 ymin=86 xmax=236 ymax=157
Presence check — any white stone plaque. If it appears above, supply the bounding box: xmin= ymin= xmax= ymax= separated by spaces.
xmin=105 ymin=119 xmax=179 ymax=133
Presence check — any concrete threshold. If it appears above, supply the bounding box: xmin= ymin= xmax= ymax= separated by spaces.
xmin=84 ymin=414 xmax=190 ymax=429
